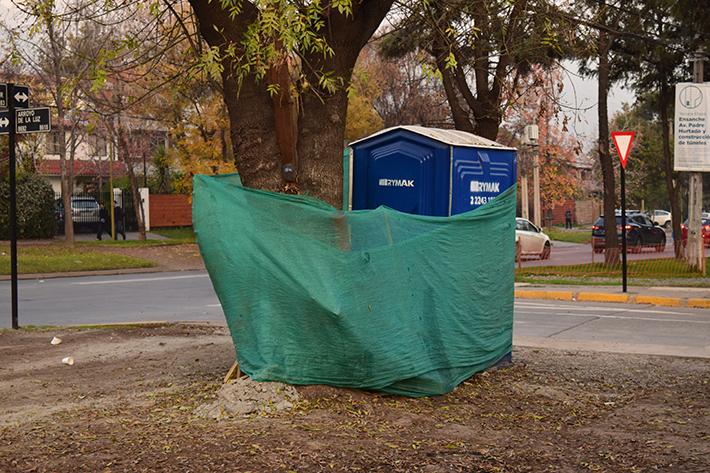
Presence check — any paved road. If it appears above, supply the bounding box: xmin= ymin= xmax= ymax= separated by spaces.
xmin=0 ymin=271 xmax=222 ymax=327
xmin=520 ymin=237 xmax=683 ymax=267
xmin=1 ymin=271 xmax=708 ymax=358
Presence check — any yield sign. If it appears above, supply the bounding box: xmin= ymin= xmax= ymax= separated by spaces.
xmin=611 ymin=131 xmax=635 ymax=170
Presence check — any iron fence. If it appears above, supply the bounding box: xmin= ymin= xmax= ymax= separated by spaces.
xmin=516 ymin=224 xmax=708 ymax=284
xmin=54 ymin=189 xmax=138 ymax=234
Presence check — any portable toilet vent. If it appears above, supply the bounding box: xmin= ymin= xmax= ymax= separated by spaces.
xmin=348 ymin=125 xmax=517 ymax=216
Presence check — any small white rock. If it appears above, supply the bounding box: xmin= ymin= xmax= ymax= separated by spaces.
xmin=50 ymin=337 xmax=62 ymax=345
xmin=61 ymin=357 xmax=74 ymax=366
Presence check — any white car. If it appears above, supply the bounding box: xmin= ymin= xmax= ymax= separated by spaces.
xmin=651 ymin=210 xmax=672 ymax=228
xmin=515 ymin=218 xmax=551 ymax=260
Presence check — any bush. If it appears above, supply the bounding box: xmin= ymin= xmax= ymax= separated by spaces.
xmin=0 ymin=175 xmax=56 ymax=239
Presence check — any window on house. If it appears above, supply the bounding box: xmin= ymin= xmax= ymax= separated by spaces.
xmin=88 ymin=134 xmax=108 ymax=157
xmin=45 ymin=131 xmax=63 ymax=155
xmin=149 ymin=131 xmax=167 ymax=154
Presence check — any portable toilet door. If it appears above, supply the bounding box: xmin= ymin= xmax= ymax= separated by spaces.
xmin=348 ymin=127 xmax=451 ymax=216
xmin=348 ymin=126 xmax=516 ymax=216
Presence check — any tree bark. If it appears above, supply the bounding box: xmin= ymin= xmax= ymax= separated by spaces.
xmin=115 ymin=120 xmax=146 ymax=240
xmin=189 ymin=0 xmax=394 ymax=206
xmin=46 ymin=14 xmax=74 ymax=243
xmin=597 ymin=11 xmax=619 ymax=265
xmin=659 ymin=83 xmax=682 ymax=258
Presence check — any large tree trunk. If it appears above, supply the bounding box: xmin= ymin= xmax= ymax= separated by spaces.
xmin=597 ymin=17 xmax=619 ymax=265
xmin=659 ymin=83 xmax=682 ymax=258
xmin=189 ymin=0 xmax=393 ymax=207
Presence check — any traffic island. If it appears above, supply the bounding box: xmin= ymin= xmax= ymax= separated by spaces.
xmin=515 ymin=284 xmax=710 ymax=308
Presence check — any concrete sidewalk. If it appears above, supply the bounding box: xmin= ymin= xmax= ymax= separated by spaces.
xmin=57 ymin=231 xmax=169 ymax=241
xmin=515 ymin=282 xmax=710 ymax=309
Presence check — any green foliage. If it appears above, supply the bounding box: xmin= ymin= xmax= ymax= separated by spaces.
xmin=205 ymin=0 xmax=352 ymax=91
xmin=0 ymin=175 xmax=55 ymax=240
xmin=611 ymin=101 xmax=668 ymax=209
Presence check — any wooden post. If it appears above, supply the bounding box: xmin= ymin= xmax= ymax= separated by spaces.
xmin=223 ymin=361 xmax=241 ymax=383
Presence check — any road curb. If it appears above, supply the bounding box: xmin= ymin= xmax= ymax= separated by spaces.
xmin=514 ymin=290 xmax=573 ymax=301
xmin=515 ymin=289 xmax=706 ymax=309
xmin=0 ymin=267 xmax=205 ymax=281
xmin=576 ymin=292 xmax=630 ymax=303
xmin=688 ymin=298 xmax=710 ymax=309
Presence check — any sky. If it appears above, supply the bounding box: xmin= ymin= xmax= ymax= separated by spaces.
xmin=558 ymin=60 xmax=636 ymax=148
xmin=0 ymin=0 xmax=636 ymax=149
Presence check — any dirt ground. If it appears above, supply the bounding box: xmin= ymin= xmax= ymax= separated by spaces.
xmin=101 ymin=243 xmax=205 ymax=272
xmin=0 ymin=324 xmax=707 ymax=473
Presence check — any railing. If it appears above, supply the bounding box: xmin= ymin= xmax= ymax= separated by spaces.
xmin=516 ymin=225 xmax=708 ymax=284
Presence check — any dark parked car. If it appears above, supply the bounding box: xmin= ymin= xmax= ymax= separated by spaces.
xmin=680 ymin=218 xmax=710 ymax=247
xmin=591 ymin=213 xmax=666 ymax=253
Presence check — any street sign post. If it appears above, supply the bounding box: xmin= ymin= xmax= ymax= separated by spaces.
xmin=675 ymin=51 xmax=707 ymax=274
xmin=0 ymin=107 xmax=50 ymax=135
xmin=15 ymin=107 xmax=51 ymax=133
xmin=612 ymin=131 xmax=635 ymax=293
xmin=0 ymin=83 xmax=30 ymax=109
xmin=1 ymin=84 xmax=51 ymax=329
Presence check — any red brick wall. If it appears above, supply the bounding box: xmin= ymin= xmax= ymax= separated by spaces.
xmin=544 ymin=199 xmax=575 ymax=226
xmin=149 ymin=195 xmax=192 ymax=227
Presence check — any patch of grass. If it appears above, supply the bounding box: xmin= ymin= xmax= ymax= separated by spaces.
xmin=0 ymin=246 xmax=155 ymax=275
xmin=544 ymin=227 xmax=592 ymax=244
xmin=77 ymin=239 xmax=189 ymax=248
xmin=516 ymin=276 xmax=620 ymax=286
xmin=517 ymin=257 xmax=709 ymax=281
xmin=152 ymin=227 xmax=195 ymax=242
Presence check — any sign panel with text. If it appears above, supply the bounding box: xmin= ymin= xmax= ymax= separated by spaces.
xmin=674 ymin=82 xmax=710 ymax=172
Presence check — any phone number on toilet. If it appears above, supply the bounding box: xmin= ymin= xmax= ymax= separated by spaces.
xmin=470 ymin=195 xmax=491 ymax=205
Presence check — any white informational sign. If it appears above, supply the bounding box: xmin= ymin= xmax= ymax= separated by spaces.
xmin=674 ymin=82 xmax=710 ymax=172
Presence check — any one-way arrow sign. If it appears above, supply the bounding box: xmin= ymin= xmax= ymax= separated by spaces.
xmin=0 ymin=84 xmax=30 ymax=108
xmin=0 ymin=107 xmax=51 ymax=135
xmin=14 ymin=90 xmax=29 ymax=105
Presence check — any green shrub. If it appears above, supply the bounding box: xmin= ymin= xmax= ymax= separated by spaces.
xmin=0 ymin=175 xmax=56 ymax=239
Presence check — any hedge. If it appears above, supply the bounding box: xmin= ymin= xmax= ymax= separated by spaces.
xmin=0 ymin=175 xmax=56 ymax=239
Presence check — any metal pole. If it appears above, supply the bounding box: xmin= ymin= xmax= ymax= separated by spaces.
xmin=8 ymin=83 xmax=19 ymax=329
xmin=109 ymin=129 xmax=115 ymax=240
xmin=621 ymin=167 xmax=628 ymax=292
xmin=687 ymin=48 xmax=706 ymax=273
xmin=521 ymin=176 xmax=529 ymax=220
xmin=533 ymin=152 xmax=541 ymax=228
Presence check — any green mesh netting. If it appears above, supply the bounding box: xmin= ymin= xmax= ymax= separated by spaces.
xmin=193 ymin=173 xmax=515 ymax=397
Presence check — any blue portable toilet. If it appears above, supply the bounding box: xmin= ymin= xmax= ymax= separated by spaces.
xmin=348 ymin=126 xmax=517 ymax=216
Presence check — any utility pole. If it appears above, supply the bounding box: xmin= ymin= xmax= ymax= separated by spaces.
xmin=520 ymin=175 xmax=529 ymax=220
xmin=522 ymin=124 xmax=539 ymax=223
xmin=687 ymin=48 xmax=705 ymax=273
xmin=533 ymin=153 xmax=541 ymax=228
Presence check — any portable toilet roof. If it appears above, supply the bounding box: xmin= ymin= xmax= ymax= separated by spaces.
xmin=347 ymin=126 xmax=517 ymax=216
xmin=348 ymin=125 xmax=516 ymax=151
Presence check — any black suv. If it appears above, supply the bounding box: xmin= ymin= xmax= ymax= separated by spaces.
xmin=591 ymin=213 xmax=666 ymax=253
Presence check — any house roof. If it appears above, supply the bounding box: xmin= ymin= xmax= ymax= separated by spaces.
xmin=38 ymin=159 xmax=127 ymax=177
xmin=348 ymin=125 xmax=516 ymax=151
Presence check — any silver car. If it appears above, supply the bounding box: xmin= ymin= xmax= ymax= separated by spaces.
xmin=515 ymin=218 xmax=551 ymax=260
xmin=651 ymin=210 xmax=672 ymax=228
